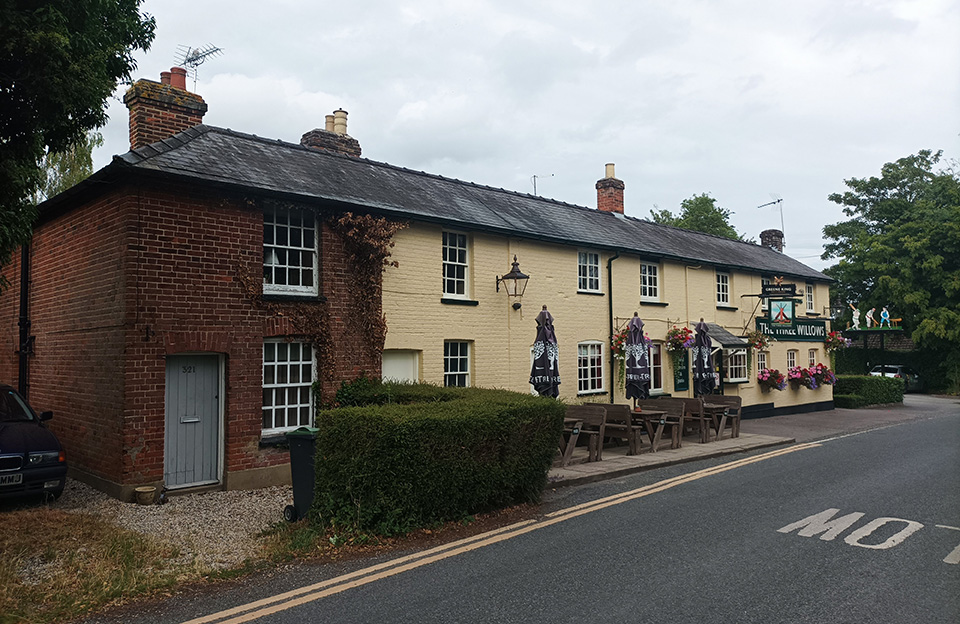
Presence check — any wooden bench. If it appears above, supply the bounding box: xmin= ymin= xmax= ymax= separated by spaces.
xmin=564 ymin=404 xmax=607 ymax=462
xmin=591 ymin=403 xmax=645 ymax=455
xmin=707 ymin=395 xmax=742 ymax=440
xmin=634 ymin=398 xmax=688 ymax=451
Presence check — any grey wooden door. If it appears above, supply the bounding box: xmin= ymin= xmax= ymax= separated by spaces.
xmin=165 ymin=354 xmax=220 ymax=488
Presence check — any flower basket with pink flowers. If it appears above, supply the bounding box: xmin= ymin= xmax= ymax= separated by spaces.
xmin=757 ymin=368 xmax=786 ymax=391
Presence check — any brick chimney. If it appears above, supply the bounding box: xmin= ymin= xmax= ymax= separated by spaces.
xmin=300 ymin=108 xmax=362 ymax=157
xmin=760 ymin=229 xmax=785 ymax=252
xmin=596 ymin=163 xmax=624 ymax=214
xmin=123 ymin=67 xmax=208 ymax=150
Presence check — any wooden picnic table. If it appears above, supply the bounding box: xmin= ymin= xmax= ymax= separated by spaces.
xmin=702 ymin=402 xmax=728 ymax=442
xmin=558 ymin=417 xmax=583 ymax=467
xmin=632 ymin=409 xmax=677 ymax=452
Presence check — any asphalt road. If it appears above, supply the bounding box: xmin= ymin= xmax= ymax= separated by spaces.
xmin=86 ymin=398 xmax=960 ymax=624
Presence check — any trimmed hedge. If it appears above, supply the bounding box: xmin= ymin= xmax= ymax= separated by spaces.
xmin=835 ymin=375 xmax=904 ymax=407
xmin=310 ymin=381 xmax=565 ymax=536
xmin=832 ymin=394 xmax=868 ymax=409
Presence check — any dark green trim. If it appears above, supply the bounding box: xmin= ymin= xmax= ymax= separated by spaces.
xmin=640 ymin=301 xmax=669 ymax=307
xmin=716 ymin=305 xmax=739 ymax=311
xmin=741 ymin=399 xmax=834 ymax=419
xmin=578 ymin=290 xmax=606 ymax=297
xmin=441 ymin=298 xmax=479 ymax=306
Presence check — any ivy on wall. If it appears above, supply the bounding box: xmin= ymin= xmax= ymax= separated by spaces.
xmin=236 ymin=203 xmax=406 ymax=395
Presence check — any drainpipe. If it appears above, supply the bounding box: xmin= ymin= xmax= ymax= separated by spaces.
xmin=607 ymin=251 xmax=621 ymax=404
xmin=17 ymin=244 xmax=30 ymax=397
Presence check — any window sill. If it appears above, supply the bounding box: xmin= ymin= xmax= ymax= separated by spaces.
xmin=724 ymin=379 xmax=749 ymax=384
xmin=805 ymin=312 xmax=820 ymax=317
xmin=577 ymin=389 xmax=608 ymax=396
xmin=716 ymin=305 xmax=738 ymax=311
xmin=258 ymin=435 xmax=290 ymax=449
xmin=577 ymin=291 xmax=606 ymax=297
xmin=262 ymin=293 xmax=326 ymax=304
xmin=640 ymin=301 xmax=668 ymax=307
xmin=440 ymin=298 xmax=479 ymax=306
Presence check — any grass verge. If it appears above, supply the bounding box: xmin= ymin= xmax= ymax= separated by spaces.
xmin=0 ymin=508 xmax=195 ymax=624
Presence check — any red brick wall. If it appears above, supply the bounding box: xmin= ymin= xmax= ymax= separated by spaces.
xmin=14 ymin=180 xmax=381 ymax=490
xmin=25 ymin=190 xmax=131 ymax=482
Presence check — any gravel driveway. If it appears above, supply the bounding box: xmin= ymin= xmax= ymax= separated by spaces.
xmin=48 ymin=479 xmax=294 ymax=570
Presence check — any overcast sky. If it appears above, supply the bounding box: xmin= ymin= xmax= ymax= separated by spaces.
xmin=93 ymin=0 xmax=960 ymax=271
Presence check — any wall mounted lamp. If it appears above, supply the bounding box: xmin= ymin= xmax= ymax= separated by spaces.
xmin=496 ymin=255 xmax=529 ymax=310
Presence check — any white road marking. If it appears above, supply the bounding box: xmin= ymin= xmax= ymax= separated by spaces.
xmin=843 ymin=517 xmax=925 ymax=550
xmin=935 ymin=525 xmax=960 ymax=564
xmin=778 ymin=508 xmax=865 ymax=541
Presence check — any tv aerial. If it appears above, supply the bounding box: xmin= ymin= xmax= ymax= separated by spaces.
xmin=175 ymin=44 xmax=223 ymax=89
xmin=531 ymin=173 xmax=553 ymax=196
xmin=757 ymin=193 xmax=785 ymax=244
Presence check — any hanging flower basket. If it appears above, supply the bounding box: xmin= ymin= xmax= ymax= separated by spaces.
xmin=665 ymin=326 xmax=694 ymax=352
xmin=824 ymin=331 xmax=852 ymax=353
xmin=787 ymin=366 xmax=818 ymax=389
xmin=810 ymin=362 xmax=837 ymax=386
xmin=757 ymin=368 xmax=786 ymax=391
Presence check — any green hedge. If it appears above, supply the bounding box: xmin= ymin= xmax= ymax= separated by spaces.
xmin=310 ymin=381 xmax=565 ymax=536
xmin=835 ymin=375 xmax=904 ymax=407
xmin=832 ymin=394 xmax=868 ymax=409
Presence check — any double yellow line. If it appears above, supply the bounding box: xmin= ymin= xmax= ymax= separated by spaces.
xmin=183 ymin=442 xmax=821 ymax=624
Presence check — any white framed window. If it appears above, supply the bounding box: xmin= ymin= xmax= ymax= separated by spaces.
xmin=263 ymin=205 xmax=317 ymax=295
xmin=578 ymin=251 xmax=601 ymax=292
xmin=262 ymin=339 xmax=314 ymax=434
xmin=640 ymin=262 xmax=659 ymax=301
xmin=725 ymin=348 xmax=748 ymax=382
xmin=787 ymin=350 xmax=797 ymax=369
xmin=650 ymin=343 xmax=663 ymax=393
xmin=577 ymin=341 xmax=604 ymax=394
xmin=716 ymin=271 xmax=730 ymax=306
xmin=442 ymin=232 xmax=469 ymax=298
xmin=758 ymin=351 xmax=768 ymax=371
xmin=808 ymin=349 xmax=818 ymax=367
xmin=444 ymin=341 xmax=470 ymax=387
xmin=761 ymin=277 xmax=770 ymax=311
xmin=806 ymin=284 xmax=815 ymax=313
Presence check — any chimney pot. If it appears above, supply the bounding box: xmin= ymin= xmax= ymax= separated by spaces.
xmin=596 ymin=163 xmax=625 ymax=214
xmin=170 ymin=67 xmax=188 ymax=90
xmin=333 ymin=109 xmax=348 ymax=135
xmin=160 ymin=71 xmax=171 ymax=85
xmin=325 ymin=114 xmax=335 ymax=132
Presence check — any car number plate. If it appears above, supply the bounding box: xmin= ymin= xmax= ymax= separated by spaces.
xmin=0 ymin=473 xmax=23 ymax=486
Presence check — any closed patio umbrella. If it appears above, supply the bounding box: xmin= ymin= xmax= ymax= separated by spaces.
xmin=624 ymin=312 xmax=651 ymax=401
xmin=692 ymin=318 xmax=716 ymax=397
xmin=530 ymin=305 xmax=561 ymax=397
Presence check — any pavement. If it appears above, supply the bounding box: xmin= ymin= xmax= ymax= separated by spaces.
xmin=547 ymin=393 xmax=956 ymax=488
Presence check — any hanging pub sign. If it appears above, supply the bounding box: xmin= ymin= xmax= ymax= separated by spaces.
xmin=756 ymin=318 xmax=828 ymax=342
xmin=673 ymin=351 xmax=689 ymax=392
xmin=769 ymin=299 xmax=795 ymax=327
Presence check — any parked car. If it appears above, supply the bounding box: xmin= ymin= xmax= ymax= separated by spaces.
xmin=0 ymin=384 xmax=67 ymax=500
xmin=869 ymin=365 xmax=921 ymax=392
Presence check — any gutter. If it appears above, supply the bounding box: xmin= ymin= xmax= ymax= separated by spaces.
xmin=606 ymin=251 xmax=621 ymax=403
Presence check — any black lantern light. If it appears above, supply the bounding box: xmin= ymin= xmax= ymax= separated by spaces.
xmin=496 ymin=255 xmax=529 ymax=310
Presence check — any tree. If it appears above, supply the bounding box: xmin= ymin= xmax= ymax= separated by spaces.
xmin=822 ymin=150 xmax=960 ymax=391
xmin=33 ymin=131 xmax=103 ymax=203
xmin=650 ymin=193 xmax=746 ymax=241
xmin=0 ymin=0 xmax=155 ymax=283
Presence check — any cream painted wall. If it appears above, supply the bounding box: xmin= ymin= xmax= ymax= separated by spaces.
xmin=382 ymin=222 xmax=833 ymax=409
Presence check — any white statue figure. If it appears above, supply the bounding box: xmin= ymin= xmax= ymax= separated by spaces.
xmin=848 ymin=302 xmax=861 ymax=330
xmin=866 ymin=307 xmax=877 ymax=328
xmin=880 ymin=306 xmax=891 ymax=328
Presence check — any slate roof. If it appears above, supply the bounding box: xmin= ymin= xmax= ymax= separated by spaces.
xmin=86 ymin=125 xmax=829 ymax=282
xmin=704 ymin=323 xmax=750 ymax=347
